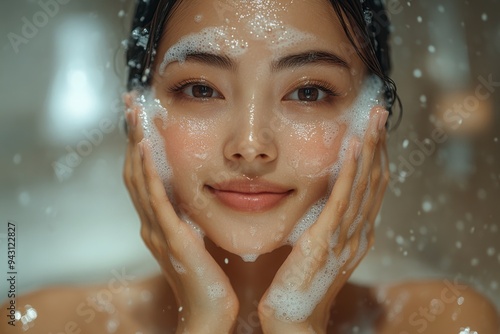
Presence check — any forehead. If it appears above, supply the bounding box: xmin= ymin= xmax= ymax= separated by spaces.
xmin=161 ymin=0 xmax=349 ymax=53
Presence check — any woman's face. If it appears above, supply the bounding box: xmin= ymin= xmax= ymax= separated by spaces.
xmin=148 ymin=0 xmax=370 ymax=257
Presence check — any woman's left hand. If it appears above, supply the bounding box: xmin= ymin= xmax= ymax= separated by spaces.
xmin=258 ymin=107 xmax=390 ymax=333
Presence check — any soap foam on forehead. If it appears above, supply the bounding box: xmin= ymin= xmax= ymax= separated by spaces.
xmin=159 ymin=24 xmax=314 ymax=75
xmin=159 ymin=26 xmax=248 ymax=74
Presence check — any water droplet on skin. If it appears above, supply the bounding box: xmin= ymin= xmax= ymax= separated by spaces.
xmin=224 ymin=258 xmax=229 ymax=264
xmin=457 ymin=296 xmax=464 ymax=305
xmin=481 ymin=13 xmax=488 ymax=21
xmin=413 ymin=68 xmax=422 ymax=78
xmin=402 ymin=139 xmax=409 ymax=149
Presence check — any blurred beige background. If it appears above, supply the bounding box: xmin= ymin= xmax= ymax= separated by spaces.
xmin=0 ymin=0 xmax=499 ymax=310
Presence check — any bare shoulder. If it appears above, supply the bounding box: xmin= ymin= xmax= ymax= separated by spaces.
xmin=373 ymin=279 xmax=500 ymax=333
xmin=0 ymin=274 xmax=177 ymax=334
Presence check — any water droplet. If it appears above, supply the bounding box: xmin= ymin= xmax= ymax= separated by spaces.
xmin=487 ymin=247 xmax=496 ymax=256
xmin=428 ymin=45 xmax=436 ymax=53
xmin=396 ymin=235 xmax=405 ymax=245
xmin=118 ymin=10 xmax=125 ymax=18
xmin=422 ymin=200 xmax=433 ymax=212
xmin=438 ymin=5 xmax=445 ymax=13
xmin=470 ymin=258 xmax=479 ymax=266
xmin=413 ymin=68 xmax=422 ymax=78
xmin=457 ymin=296 xmax=464 ymax=305
xmin=477 ymin=189 xmax=487 ymax=200
xmin=386 ymin=229 xmax=395 ymax=239
xmin=402 ymin=139 xmax=409 ymax=149
xmin=18 ymin=192 xmax=31 ymax=207
xmin=456 ymin=241 xmax=462 ymax=249
xmin=417 ymin=16 xmax=423 ymax=23
xmin=224 ymin=258 xmax=229 ymax=264
xmin=420 ymin=95 xmax=427 ymax=103
xmin=481 ymin=13 xmax=488 ymax=21
xmin=13 ymin=154 xmax=22 ymax=165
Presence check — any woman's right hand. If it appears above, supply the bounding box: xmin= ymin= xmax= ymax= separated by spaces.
xmin=123 ymin=95 xmax=239 ymax=333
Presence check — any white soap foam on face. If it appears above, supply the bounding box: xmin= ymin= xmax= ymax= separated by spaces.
xmin=266 ymin=76 xmax=384 ymax=323
xmin=135 ymin=89 xmax=207 ymax=239
xmin=241 ymin=254 xmax=259 ymax=262
xmin=285 ymin=75 xmax=383 ymax=246
xmin=159 ymin=26 xmax=248 ymax=74
xmin=136 ymin=90 xmax=173 ymax=193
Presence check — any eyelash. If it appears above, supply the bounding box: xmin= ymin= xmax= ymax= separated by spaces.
xmin=166 ymin=79 xmax=223 ymax=101
xmin=166 ymin=79 xmax=341 ymax=104
xmin=284 ymin=80 xmax=341 ymax=104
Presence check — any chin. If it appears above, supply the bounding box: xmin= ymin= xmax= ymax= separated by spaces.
xmin=199 ymin=218 xmax=292 ymax=260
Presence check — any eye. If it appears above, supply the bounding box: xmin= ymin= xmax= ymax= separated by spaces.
xmin=182 ymin=84 xmax=222 ymax=99
xmin=284 ymin=86 xmax=331 ymax=102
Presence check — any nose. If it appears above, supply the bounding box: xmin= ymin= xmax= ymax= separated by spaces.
xmin=223 ymin=102 xmax=278 ymax=165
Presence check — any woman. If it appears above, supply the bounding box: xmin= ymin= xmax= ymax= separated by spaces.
xmin=3 ymin=0 xmax=498 ymax=333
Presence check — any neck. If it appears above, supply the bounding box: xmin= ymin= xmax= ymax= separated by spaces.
xmin=205 ymin=238 xmax=292 ymax=317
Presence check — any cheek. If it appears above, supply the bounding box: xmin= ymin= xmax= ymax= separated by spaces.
xmin=283 ymin=120 xmax=347 ymax=178
xmin=160 ymin=118 xmax=218 ymax=168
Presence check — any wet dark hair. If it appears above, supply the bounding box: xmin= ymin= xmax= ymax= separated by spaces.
xmin=125 ymin=0 xmax=402 ymax=126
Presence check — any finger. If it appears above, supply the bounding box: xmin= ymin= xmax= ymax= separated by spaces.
xmin=366 ymin=131 xmax=390 ymax=225
xmin=346 ymin=132 xmax=389 ymax=266
xmin=140 ymin=140 xmax=184 ymax=238
xmin=338 ymin=107 xmax=388 ymax=240
xmin=314 ymin=137 xmax=362 ymax=237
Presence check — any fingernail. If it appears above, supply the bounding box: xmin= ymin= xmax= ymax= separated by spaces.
xmin=378 ymin=109 xmax=389 ymax=131
xmin=353 ymin=140 xmax=362 ymax=161
xmin=138 ymin=141 xmax=144 ymax=158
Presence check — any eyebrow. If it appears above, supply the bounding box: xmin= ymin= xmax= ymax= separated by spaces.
xmin=271 ymin=51 xmax=350 ymax=72
xmin=179 ymin=50 xmax=349 ymax=72
xmin=183 ymin=52 xmax=236 ymax=71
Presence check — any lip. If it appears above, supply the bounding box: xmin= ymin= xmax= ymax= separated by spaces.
xmin=206 ymin=180 xmax=294 ymax=212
